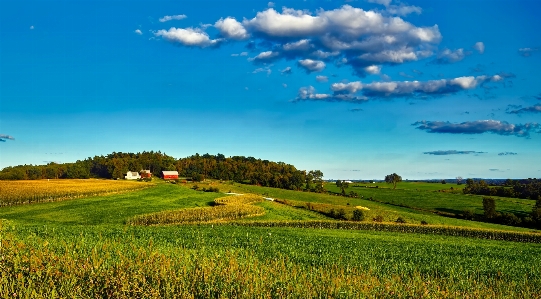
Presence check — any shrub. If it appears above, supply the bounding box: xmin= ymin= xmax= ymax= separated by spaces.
xmin=337 ymin=209 xmax=346 ymax=220
xmin=421 ymin=220 xmax=428 ymax=225
xmin=462 ymin=209 xmax=475 ymax=220
xmin=352 ymin=209 xmax=365 ymax=221
xmin=396 ymin=217 xmax=406 ymax=224
xmin=373 ymin=215 xmax=384 ymax=222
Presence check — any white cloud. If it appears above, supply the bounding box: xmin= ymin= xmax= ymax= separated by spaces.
xmin=364 ymin=65 xmax=381 ymax=74
xmin=283 ymin=39 xmax=313 ymax=51
xmin=268 ymin=2 xmax=275 ymax=7
xmin=30 ymin=25 xmax=34 ymax=30
xmin=367 ymin=0 xmax=392 ymax=7
xmin=298 ymin=59 xmax=325 ymax=72
xmin=159 ymin=15 xmax=187 ymax=22
xmin=231 ymin=52 xmax=248 ymax=57
xmin=386 ymin=4 xmax=422 ymax=16
xmin=316 ymin=75 xmax=328 ymax=83
xmin=327 ymin=74 xmax=505 ymax=99
xmin=134 ymin=29 xmax=142 ymax=35
xmin=154 ymin=27 xmax=221 ymax=47
xmin=253 ymin=67 xmax=272 ymax=75
xmin=215 ymin=17 xmax=249 ymax=40
xmin=296 ymin=86 xmax=332 ymax=100
xmin=156 ymin=5 xmax=443 ymax=77
xmin=331 ymin=81 xmax=363 ymax=93
xmin=473 ymin=42 xmax=485 ymax=54
xmin=250 ymin=51 xmax=280 ymax=62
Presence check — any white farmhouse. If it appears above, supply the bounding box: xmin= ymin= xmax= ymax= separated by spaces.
xmin=125 ymin=171 xmax=141 ymax=180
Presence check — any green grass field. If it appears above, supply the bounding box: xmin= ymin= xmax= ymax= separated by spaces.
xmin=1 ymin=180 xmax=540 ymax=298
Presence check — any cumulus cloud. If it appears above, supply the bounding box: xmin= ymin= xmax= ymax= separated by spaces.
xmin=0 ymin=134 xmax=15 ymax=142
xmin=316 ymin=75 xmax=328 ymax=82
xmin=423 ymin=150 xmax=486 ymax=155
xmin=507 ymin=104 xmax=541 ymax=114
xmin=293 ymin=86 xmax=368 ymax=103
xmin=412 ymin=120 xmax=541 ymax=138
xmin=498 ymin=152 xmax=518 ymax=156
xmin=327 ymin=74 xmax=503 ymax=99
xmin=215 ymin=17 xmax=249 ymax=40
xmin=364 ymin=65 xmax=381 ymax=75
xmin=155 ymin=5 xmax=442 ymax=76
xmin=518 ymin=47 xmax=539 ymax=57
xmin=159 ymin=14 xmax=187 ymax=22
xmin=134 ymin=29 xmax=142 ymax=35
xmin=298 ymin=59 xmax=325 ymax=73
xmin=154 ymin=27 xmax=222 ymax=47
xmin=252 ymin=67 xmax=272 ymax=75
xmin=250 ymin=50 xmax=280 ymax=62
xmin=430 ymin=48 xmax=470 ymax=64
xmin=473 ymin=42 xmax=485 ymax=54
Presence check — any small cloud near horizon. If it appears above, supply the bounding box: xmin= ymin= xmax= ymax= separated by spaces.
xmin=423 ymin=150 xmax=486 ymax=155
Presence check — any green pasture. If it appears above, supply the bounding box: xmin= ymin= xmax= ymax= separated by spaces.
xmin=2 ymin=180 xmax=541 ymax=297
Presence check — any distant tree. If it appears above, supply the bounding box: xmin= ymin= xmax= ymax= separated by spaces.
xmin=384 ymin=173 xmax=402 ymax=189
xmin=441 ymin=180 xmax=447 ymax=184
xmin=352 ymin=209 xmax=365 ymax=221
xmin=336 ymin=180 xmax=349 ymax=195
xmin=482 ymin=197 xmax=497 ymax=219
xmin=456 ymin=176 xmax=463 ymax=185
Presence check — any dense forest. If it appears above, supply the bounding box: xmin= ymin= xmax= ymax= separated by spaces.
xmin=0 ymin=151 xmax=324 ymax=191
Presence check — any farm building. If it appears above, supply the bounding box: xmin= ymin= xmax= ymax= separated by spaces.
xmin=162 ymin=171 xmax=179 ymax=180
xmin=125 ymin=171 xmax=141 ymax=180
xmin=140 ymin=170 xmax=152 ymax=178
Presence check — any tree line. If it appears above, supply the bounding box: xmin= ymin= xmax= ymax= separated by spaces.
xmin=463 ymin=178 xmax=541 ymax=200
xmin=0 ymin=151 xmax=324 ymax=191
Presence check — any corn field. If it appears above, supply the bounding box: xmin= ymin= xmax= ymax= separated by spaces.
xmin=128 ymin=194 xmax=265 ymax=225
xmin=0 ymin=180 xmax=152 ymax=207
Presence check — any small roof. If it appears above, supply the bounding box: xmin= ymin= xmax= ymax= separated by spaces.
xmin=140 ymin=169 xmax=151 ymax=173
xmin=162 ymin=171 xmax=179 ymax=175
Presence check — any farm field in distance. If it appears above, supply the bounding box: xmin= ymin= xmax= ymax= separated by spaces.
xmin=1 ymin=179 xmax=540 ymax=298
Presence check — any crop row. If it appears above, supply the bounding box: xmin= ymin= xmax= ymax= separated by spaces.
xmin=0 ymin=180 xmax=151 ymax=207
xmin=1 ymin=232 xmax=538 ymax=298
xmin=128 ymin=194 xmax=264 ymax=225
xmin=225 ymin=220 xmax=541 ymax=243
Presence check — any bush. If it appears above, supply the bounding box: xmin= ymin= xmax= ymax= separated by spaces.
xmin=421 ymin=220 xmax=428 ymax=225
xmin=396 ymin=217 xmax=406 ymax=224
xmin=462 ymin=209 xmax=475 ymax=220
xmin=352 ymin=209 xmax=365 ymax=221
xmin=373 ymin=215 xmax=384 ymax=222
xmin=191 ymin=184 xmax=199 ymax=191
xmin=337 ymin=209 xmax=346 ymax=220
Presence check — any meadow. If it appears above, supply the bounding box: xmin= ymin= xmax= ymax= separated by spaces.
xmin=1 ymin=179 xmax=540 ymax=298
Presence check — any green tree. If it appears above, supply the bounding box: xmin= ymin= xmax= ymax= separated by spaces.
xmin=384 ymin=173 xmax=402 ymax=189
xmin=336 ymin=180 xmax=349 ymax=195
xmin=483 ymin=197 xmax=497 ymax=219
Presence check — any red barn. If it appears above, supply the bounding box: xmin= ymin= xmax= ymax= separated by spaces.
xmin=162 ymin=171 xmax=179 ymax=180
xmin=140 ymin=170 xmax=152 ymax=178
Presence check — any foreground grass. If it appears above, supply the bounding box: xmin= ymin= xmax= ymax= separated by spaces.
xmin=1 ymin=180 xmax=541 ymax=297
xmin=2 ymin=223 xmax=540 ymax=298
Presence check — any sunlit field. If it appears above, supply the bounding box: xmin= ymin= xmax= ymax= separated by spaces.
xmin=0 ymin=179 xmax=152 ymax=206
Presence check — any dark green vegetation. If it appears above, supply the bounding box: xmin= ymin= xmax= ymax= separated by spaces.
xmin=0 ymin=152 xmax=323 ymax=192
xmin=1 ymin=181 xmax=541 ymax=298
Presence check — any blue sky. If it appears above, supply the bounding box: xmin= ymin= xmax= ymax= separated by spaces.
xmin=1 ymin=0 xmax=540 ymax=180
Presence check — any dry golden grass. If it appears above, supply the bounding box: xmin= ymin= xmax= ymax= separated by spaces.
xmin=128 ymin=194 xmax=265 ymax=225
xmin=0 ymin=179 xmax=152 ymax=206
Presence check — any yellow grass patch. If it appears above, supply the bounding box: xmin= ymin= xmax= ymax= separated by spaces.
xmin=0 ymin=179 xmax=152 ymax=206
